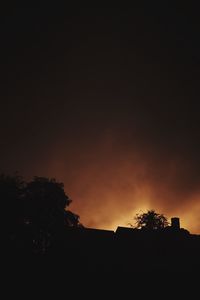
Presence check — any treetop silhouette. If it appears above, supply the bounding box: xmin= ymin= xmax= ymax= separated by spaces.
xmin=133 ymin=209 xmax=169 ymax=230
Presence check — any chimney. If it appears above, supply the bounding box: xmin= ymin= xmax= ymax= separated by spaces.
xmin=171 ymin=217 xmax=180 ymax=230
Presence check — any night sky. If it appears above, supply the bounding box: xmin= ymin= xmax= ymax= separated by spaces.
xmin=1 ymin=4 xmax=200 ymax=232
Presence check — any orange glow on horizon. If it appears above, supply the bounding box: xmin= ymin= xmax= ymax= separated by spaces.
xmin=71 ymin=191 xmax=200 ymax=234
xmin=43 ymin=134 xmax=200 ymax=235
xmin=69 ymin=185 xmax=200 ymax=234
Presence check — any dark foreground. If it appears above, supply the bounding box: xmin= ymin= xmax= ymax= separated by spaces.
xmin=4 ymin=227 xmax=200 ymax=297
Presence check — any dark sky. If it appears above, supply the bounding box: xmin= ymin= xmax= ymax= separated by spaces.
xmin=1 ymin=4 xmax=200 ymax=232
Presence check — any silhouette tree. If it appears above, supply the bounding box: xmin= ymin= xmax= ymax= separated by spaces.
xmin=24 ymin=176 xmax=74 ymax=252
xmin=134 ymin=210 xmax=169 ymax=230
xmin=1 ymin=173 xmax=82 ymax=254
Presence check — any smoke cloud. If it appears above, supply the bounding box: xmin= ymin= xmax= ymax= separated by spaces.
xmin=2 ymin=6 xmax=200 ymax=233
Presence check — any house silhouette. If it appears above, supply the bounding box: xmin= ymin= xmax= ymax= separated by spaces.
xmin=5 ymin=217 xmax=200 ymax=295
xmin=49 ymin=217 xmax=199 ymax=278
